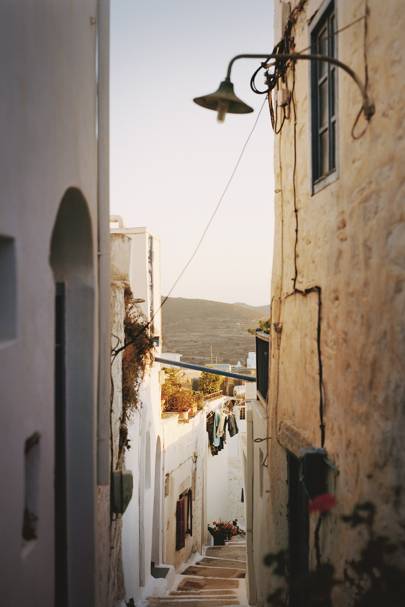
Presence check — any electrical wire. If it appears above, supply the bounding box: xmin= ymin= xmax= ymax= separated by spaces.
xmin=160 ymin=97 xmax=267 ymax=308
xmin=251 ymin=12 xmax=370 ymax=138
xmin=352 ymin=0 xmax=370 ymax=139
xmin=297 ymin=14 xmax=366 ymax=56
xmin=112 ymin=98 xmax=268 ymax=357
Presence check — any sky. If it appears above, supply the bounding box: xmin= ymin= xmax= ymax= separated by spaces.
xmin=110 ymin=0 xmax=275 ymax=306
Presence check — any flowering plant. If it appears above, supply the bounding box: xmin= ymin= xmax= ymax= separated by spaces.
xmin=211 ymin=520 xmax=239 ymax=535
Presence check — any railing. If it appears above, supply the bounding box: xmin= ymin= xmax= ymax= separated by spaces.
xmin=256 ymin=331 xmax=270 ymax=404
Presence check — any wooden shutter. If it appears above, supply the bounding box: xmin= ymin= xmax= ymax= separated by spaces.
xmin=186 ymin=489 xmax=193 ymax=536
xmin=176 ymin=498 xmax=185 ymax=550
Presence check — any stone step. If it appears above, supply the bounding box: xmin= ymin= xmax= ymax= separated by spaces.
xmin=168 ymin=594 xmax=239 ymax=600
xmin=197 ymin=557 xmax=246 ymax=569
xmin=147 ymin=599 xmax=238 ymax=606
xmin=177 ymin=576 xmax=239 ymax=591
xmin=205 ymin=547 xmax=246 ymax=561
xmin=181 ymin=565 xmax=245 ymax=579
xmin=170 ymin=590 xmax=238 ymax=597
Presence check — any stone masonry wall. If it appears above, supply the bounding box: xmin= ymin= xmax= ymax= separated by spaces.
xmin=265 ymin=0 xmax=405 ymax=602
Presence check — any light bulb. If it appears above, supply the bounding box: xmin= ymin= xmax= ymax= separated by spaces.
xmin=217 ymin=100 xmax=229 ymax=122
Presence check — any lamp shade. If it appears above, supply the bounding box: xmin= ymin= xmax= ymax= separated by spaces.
xmin=193 ymin=79 xmax=254 ymax=115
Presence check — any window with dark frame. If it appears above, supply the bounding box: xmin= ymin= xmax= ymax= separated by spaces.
xmin=311 ymin=1 xmax=336 ymax=186
xmin=175 ymin=489 xmax=193 ymax=551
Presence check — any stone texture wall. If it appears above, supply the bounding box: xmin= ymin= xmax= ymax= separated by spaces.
xmin=264 ymin=0 xmax=405 ymax=602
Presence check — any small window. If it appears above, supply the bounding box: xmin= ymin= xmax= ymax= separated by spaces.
xmin=22 ymin=432 xmax=41 ymax=543
xmin=256 ymin=332 xmax=270 ymax=403
xmin=175 ymin=489 xmax=192 ymax=551
xmin=311 ymin=1 xmax=336 ymax=186
xmin=0 ymin=235 xmax=17 ymax=341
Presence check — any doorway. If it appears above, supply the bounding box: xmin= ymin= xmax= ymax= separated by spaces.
xmin=50 ymin=188 xmax=95 ymax=607
xmin=151 ymin=437 xmax=164 ymax=577
xmin=287 ymin=451 xmax=309 ymax=607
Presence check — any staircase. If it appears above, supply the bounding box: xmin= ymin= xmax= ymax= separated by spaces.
xmin=147 ymin=538 xmax=247 ymax=607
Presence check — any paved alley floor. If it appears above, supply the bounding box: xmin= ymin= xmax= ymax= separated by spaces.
xmin=147 ymin=537 xmax=248 ymax=607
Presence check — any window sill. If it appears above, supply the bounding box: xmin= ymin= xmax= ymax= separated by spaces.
xmin=312 ymin=170 xmax=338 ymax=195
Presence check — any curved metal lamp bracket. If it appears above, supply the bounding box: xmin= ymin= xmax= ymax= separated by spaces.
xmin=225 ymin=52 xmax=375 ymax=121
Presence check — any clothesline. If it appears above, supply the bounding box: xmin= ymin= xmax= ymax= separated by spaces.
xmin=206 ymin=402 xmax=239 ymax=456
xmin=205 ymin=395 xmax=233 ymax=414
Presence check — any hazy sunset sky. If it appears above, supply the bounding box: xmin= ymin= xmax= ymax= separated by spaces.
xmin=110 ymin=0 xmax=274 ymax=306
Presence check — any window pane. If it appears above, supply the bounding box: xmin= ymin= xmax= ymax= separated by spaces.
xmin=330 ymin=68 xmax=335 ymax=117
xmin=318 ymin=28 xmax=328 ymax=77
xmin=329 ymin=15 xmax=335 ymax=56
xmin=311 ymin=2 xmax=336 ymax=187
xmin=330 ymin=122 xmax=336 ymax=170
xmin=320 ymin=130 xmax=329 ymax=177
xmin=319 ymin=81 xmax=328 ymax=128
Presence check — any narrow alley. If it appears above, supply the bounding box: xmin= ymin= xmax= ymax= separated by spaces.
xmin=1 ymin=1 xmax=405 ymax=607
xmin=148 ymin=537 xmax=247 ymax=607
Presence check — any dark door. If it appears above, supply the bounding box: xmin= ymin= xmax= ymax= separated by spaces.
xmin=55 ymin=282 xmax=67 ymax=607
xmin=287 ymin=451 xmax=309 ymax=607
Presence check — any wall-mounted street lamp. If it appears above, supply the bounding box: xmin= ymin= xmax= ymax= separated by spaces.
xmin=193 ymin=76 xmax=254 ymax=122
xmin=193 ymin=52 xmax=375 ymax=124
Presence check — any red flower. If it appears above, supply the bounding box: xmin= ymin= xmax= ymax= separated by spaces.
xmin=309 ymin=493 xmax=336 ymax=514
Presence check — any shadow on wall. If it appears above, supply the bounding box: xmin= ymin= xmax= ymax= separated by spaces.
xmin=50 ymin=187 xmax=96 ymax=607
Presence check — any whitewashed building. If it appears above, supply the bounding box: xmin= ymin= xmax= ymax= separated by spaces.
xmin=161 ymin=407 xmax=210 ymax=570
xmin=0 ymin=2 xmax=110 ymax=607
xmin=206 ymin=398 xmax=246 ymax=529
xmin=110 ymin=221 xmax=167 ymax=605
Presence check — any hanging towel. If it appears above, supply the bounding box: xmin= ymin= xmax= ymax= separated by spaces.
xmin=228 ymin=413 xmax=239 ymax=437
xmin=213 ymin=411 xmax=221 ymax=447
xmin=216 ymin=412 xmax=227 ymax=438
xmin=206 ymin=411 xmax=215 ymax=445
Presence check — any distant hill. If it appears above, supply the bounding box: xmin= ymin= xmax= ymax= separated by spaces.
xmin=161 ymin=297 xmax=270 ymax=365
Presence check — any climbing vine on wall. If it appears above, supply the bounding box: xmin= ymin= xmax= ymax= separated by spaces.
xmin=115 ymin=286 xmax=155 ymax=463
xmin=122 ymin=286 xmax=154 ymax=411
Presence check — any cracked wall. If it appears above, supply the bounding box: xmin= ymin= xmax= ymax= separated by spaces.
xmin=265 ymin=0 xmax=405 ymax=601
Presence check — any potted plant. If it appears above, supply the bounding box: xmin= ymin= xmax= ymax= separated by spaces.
xmin=208 ymin=522 xmax=227 ymax=546
xmin=217 ymin=521 xmax=234 ymax=540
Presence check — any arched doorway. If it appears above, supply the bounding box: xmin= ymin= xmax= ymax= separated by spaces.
xmin=151 ymin=437 xmax=162 ymax=570
xmin=50 ymin=188 xmax=95 ymax=607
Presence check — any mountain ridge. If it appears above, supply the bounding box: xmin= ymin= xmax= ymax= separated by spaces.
xmin=161 ymin=296 xmax=270 ymax=365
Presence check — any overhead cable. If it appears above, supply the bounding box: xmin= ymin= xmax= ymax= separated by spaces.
xmin=112 ymin=98 xmax=267 ymax=356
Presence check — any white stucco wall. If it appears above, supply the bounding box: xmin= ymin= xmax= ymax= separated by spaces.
xmin=206 ymin=404 xmax=246 ymax=528
xmin=110 ymin=228 xmax=164 ymax=605
xmin=0 ymin=3 xmax=110 ymax=606
xmin=161 ymin=409 xmax=208 ymax=570
xmin=110 ymin=225 xmax=161 ymax=338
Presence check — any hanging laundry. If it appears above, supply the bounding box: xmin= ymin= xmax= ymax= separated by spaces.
xmin=216 ymin=411 xmax=227 ymax=438
xmin=206 ymin=400 xmax=240 ymax=456
xmin=227 ymin=413 xmax=239 ymax=437
xmin=213 ymin=411 xmax=221 ymax=447
xmin=206 ymin=411 xmax=217 ymax=455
